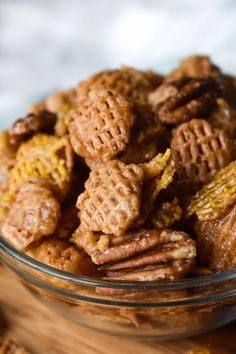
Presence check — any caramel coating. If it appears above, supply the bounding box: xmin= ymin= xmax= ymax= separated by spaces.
xmin=27 ymin=237 xmax=97 ymax=276
xmin=171 ymin=119 xmax=232 ymax=191
xmin=76 ymin=66 xmax=163 ymax=102
xmin=1 ymin=183 xmax=60 ymax=250
xmin=154 ymin=77 xmax=221 ymax=125
xmin=9 ymin=110 xmax=57 ymax=147
xmin=194 ymin=203 xmax=236 ymax=271
xmin=77 ymin=160 xmax=144 ymax=236
xmin=66 ymin=89 xmax=135 ymax=162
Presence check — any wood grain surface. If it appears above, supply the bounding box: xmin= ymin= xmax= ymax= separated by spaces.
xmin=0 ymin=266 xmax=235 ymax=354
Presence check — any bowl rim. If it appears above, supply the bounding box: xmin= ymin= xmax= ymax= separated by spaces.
xmin=1 ymin=236 xmax=236 ymax=291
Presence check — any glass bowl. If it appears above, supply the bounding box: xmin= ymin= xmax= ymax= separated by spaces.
xmin=0 ymin=236 xmax=236 ymax=340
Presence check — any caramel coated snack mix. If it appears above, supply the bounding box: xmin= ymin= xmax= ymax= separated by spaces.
xmin=1 ymin=55 xmax=236 ymax=296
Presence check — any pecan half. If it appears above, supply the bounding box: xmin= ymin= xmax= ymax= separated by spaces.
xmin=9 ymin=110 xmax=57 ymax=147
xmin=209 ymin=98 xmax=236 ymax=139
xmin=154 ymin=77 xmax=221 ymax=125
xmin=92 ymin=229 xmax=196 ymax=282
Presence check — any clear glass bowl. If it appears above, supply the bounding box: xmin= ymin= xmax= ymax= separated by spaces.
xmin=0 ymin=236 xmax=236 ymax=340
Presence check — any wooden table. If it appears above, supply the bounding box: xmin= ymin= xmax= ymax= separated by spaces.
xmin=0 ymin=266 xmax=235 ymax=354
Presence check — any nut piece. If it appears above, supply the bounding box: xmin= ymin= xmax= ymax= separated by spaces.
xmin=154 ymin=78 xmax=221 ymax=125
xmin=0 ymin=131 xmax=16 ymax=176
xmin=66 ymin=89 xmax=135 ymax=161
xmin=0 ymin=336 xmax=31 ymax=354
xmin=187 ymin=161 xmax=236 ymax=221
xmin=209 ymin=98 xmax=236 ymax=139
xmin=194 ymin=203 xmax=236 ymax=271
xmin=76 ymin=66 xmax=163 ymax=102
xmin=1 ymin=183 xmax=60 ymax=250
xmin=171 ymin=119 xmax=232 ymax=191
xmin=166 ymin=55 xmax=222 ymax=83
xmin=8 ymin=134 xmax=73 ymax=200
xmin=151 ymin=198 xmax=182 ymax=228
xmin=77 ymin=160 xmax=144 ymax=236
xmin=27 ymin=238 xmax=97 ymax=276
xmin=92 ymin=229 xmax=196 ymax=282
xmin=9 ymin=110 xmax=57 ymax=146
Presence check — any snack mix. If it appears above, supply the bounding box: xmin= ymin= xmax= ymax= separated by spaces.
xmin=0 ymin=56 xmax=236 ymax=315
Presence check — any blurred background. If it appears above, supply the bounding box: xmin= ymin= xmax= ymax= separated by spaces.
xmin=1 ymin=0 xmax=236 ymax=127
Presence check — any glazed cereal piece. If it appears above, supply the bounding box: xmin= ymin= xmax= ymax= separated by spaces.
xmin=72 ymin=226 xmax=101 ymax=256
xmin=27 ymin=237 xmax=98 ymax=276
xmin=171 ymin=119 xmax=232 ymax=191
xmin=209 ymin=98 xmax=236 ymax=139
xmin=8 ymin=134 xmax=73 ymax=200
xmin=151 ymin=198 xmax=182 ymax=228
xmin=0 ymin=336 xmax=31 ymax=354
xmin=77 ymin=160 xmax=144 ymax=236
xmin=194 ymin=202 xmax=236 ymax=271
xmin=152 ymin=77 xmax=221 ymax=125
xmin=92 ymin=229 xmax=196 ymax=282
xmin=76 ymin=66 xmax=163 ymax=102
xmin=135 ymin=150 xmax=175 ymax=224
xmin=187 ymin=161 xmax=236 ymax=221
xmin=66 ymin=89 xmax=135 ymax=162
xmin=1 ymin=183 xmax=60 ymax=250
xmin=0 ymin=131 xmax=16 ymax=176
xmin=9 ymin=110 xmax=57 ymax=147
xmin=166 ymin=55 xmax=222 ymax=83
xmin=45 ymin=89 xmax=77 ymax=113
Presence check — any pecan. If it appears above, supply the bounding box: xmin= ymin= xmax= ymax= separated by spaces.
xmin=9 ymin=110 xmax=57 ymax=146
xmin=76 ymin=66 xmax=163 ymax=102
xmin=66 ymin=89 xmax=135 ymax=161
xmin=77 ymin=160 xmax=144 ymax=236
xmin=171 ymin=119 xmax=232 ymax=191
xmin=1 ymin=183 xmax=61 ymax=250
xmin=91 ymin=229 xmax=196 ymax=282
xmin=194 ymin=202 xmax=236 ymax=271
xmin=154 ymin=77 xmax=221 ymax=125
